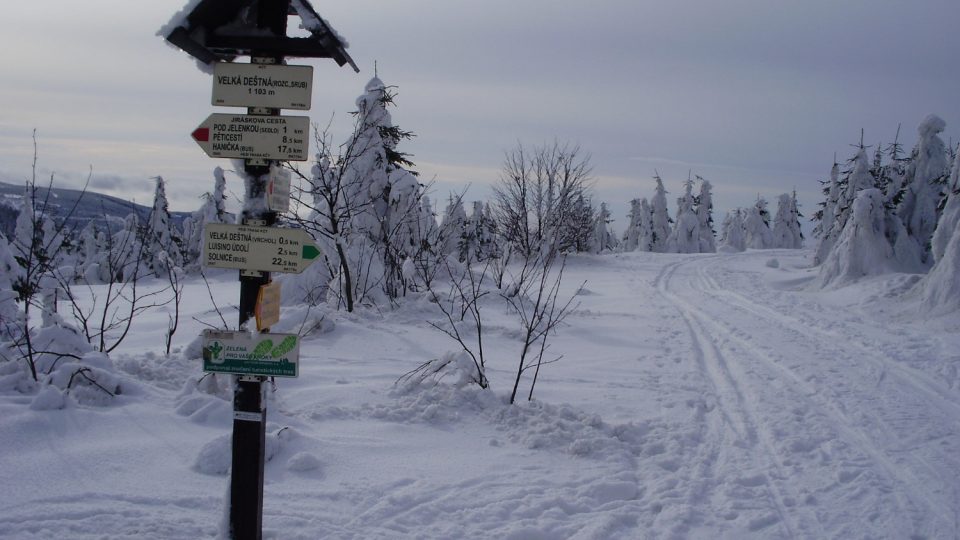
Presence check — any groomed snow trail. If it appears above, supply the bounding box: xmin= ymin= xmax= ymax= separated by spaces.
xmin=651 ymin=251 xmax=960 ymax=539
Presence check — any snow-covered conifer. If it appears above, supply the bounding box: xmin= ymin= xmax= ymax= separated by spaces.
xmin=743 ymin=198 xmax=773 ymax=249
xmin=183 ymin=167 xmax=230 ymax=270
xmin=145 ymin=176 xmax=182 ymax=277
xmin=650 ymin=173 xmax=672 ymax=252
xmin=439 ymin=195 xmax=468 ymax=260
xmin=819 ymin=188 xmax=921 ymax=287
xmin=666 ymin=178 xmax=699 ymax=253
xmin=622 ymin=198 xmax=642 ymax=252
xmin=719 ymin=209 xmax=747 ymax=252
xmin=920 ymin=145 xmax=960 ymax=314
xmin=0 ymin=233 xmax=23 ymax=341
xmin=930 ymin=145 xmax=960 ymax=264
xmin=771 ymin=193 xmax=803 ymax=249
xmin=813 ymin=159 xmax=841 ymax=263
xmin=636 ymin=198 xmax=655 ymax=252
xmin=590 ymin=202 xmax=616 ymax=254
xmin=898 ymin=115 xmax=950 ymax=261
xmin=695 ymin=177 xmax=716 ymax=253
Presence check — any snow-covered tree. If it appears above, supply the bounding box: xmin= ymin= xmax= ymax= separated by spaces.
xmin=492 ymin=141 xmax=593 ymax=256
xmin=622 ymin=198 xmax=643 ymax=252
xmin=145 ymin=176 xmax=182 ymax=277
xmin=635 ymin=198 xmax=655 ymax=252
xmin=743 ymin=197 xmax=773 ymax=249
xmin=898 ymin=114 xmax=950 ymax=263
xmin=466 ymin=201 xmax=498 ymax=262
xmin=590 ymin=202 xmax=616 ymax=254
xmin=921 ymin=146 xmax=960 ymax=313
xmin=666 ymin=178 xmax=699 ymax=253
xmin=816 ymin=148 xmax=875 ymax=263
xmin=290 ymin=77 xmax=423 ymax=309
xmin=771 ymin=193 xmax=803 ymax=249
xmin=650 ymin=173 xmax=672 ymax=252
xmin=182 ymin=167 xmax=230 ymax=270
xmin=719 ymin=209 xmax=746 ymax=252
xmin=439 ymin=194 xmax=468 ymax=260
xmin=0 ymin=233 xmax=23 ymax=341
xmin=695 ymin=177 xmax=716 ymax=253
xmin=812 ymin=159 xmax=841 ymax=263
xmin=819 ymin=188 xmax=921 ymax=288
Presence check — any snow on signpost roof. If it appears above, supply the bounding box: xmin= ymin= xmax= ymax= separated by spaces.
xmin=160 ymin=0 xmax=358 ymax=73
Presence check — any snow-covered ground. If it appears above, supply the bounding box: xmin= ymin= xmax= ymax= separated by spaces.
xmin=2 ymin=248 xmax=959 ymax=539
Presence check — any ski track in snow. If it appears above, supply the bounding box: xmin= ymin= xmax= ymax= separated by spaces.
xmin=650 ymin=253 xmax=960 ymax=539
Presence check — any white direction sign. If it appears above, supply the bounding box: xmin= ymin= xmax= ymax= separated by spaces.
xmin=191 ymin=114 xmax=309 ymax=161
xmin=212 ymin=63 xmax=313 ymax=110
xmin=203 ymin=223 xmax=320 ymax=274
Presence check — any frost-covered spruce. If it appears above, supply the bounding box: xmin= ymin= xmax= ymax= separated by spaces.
xmin=818 ymin=188 xmax=921 ymax=288
xmin=590 ymin=202 xmax=616 ymax=254
xmin=743 ymin=198 xmax=773 ymax=249
xmin=636 ymin=198 xmax=655 ymax=252
xmin=471 ymin=202 xmax=499 ymax=261
xmin=0 ymin=233 xmax=23 ymax=341
xmin=813 ymin=160 xmax=841 ymax=263
xmin=898 ymin=114 xmax=950 ymax=262
xmin=146 ymin=176 xmax=183 ymax=277
xmin=183 ymin=167 xmax=230 ymax=271
xmin=650 ymin=173 xmax=672 ymax=252
xmin=921 ymin=146 xmax=960 ymax=312
xmin=695 ymin=177 xmax=716 ymax=253
xmin=439 ymin=195 xmax=467 ymax=260
xmin=719 ymin=209 xmax=746 ymax=252
xmin=666 ymin=178 xmax=699 ymax=253
xmin=930 ymin=145 xmax=960 ymax=264
xmin=771 ymin=193 xmax=803 ymax=249
xmin=622 ymin=198 xmax=643 ymax=252
xmin=317 ymin=76 xmax=422 ymax=305
xmin=817 ymin=148 xmax=875 ymax=263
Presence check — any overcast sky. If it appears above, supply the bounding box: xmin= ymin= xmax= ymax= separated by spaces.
xmin=1 ymin=0 xmax=957 ymax=232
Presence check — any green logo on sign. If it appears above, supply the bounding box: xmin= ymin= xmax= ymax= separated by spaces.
xmin=205 ymin=341 xmax=224 ymax=364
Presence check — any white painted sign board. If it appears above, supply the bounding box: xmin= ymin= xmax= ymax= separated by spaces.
xmin=191 ymin=114 xmax=309 ymax=161
xmin=212 ymin=63 xmax=313 ymax=110
xmin=203 ymin=223 xmax=320 ymax=273
xmin=267 ymin=167 xmax=291 ymax=213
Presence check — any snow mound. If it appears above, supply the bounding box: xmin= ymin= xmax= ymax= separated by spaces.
xmin=194 ymin=428 xmax=286 ymax=476
xmin=286 ymin=451 xmax=322 ymax=472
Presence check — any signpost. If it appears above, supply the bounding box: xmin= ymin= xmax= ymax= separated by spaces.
xmin=203 ymin=329 xmax=299 ymax=377
xmin=191 ymin=113 xmax=310 ymax=161
xmin=203 ymin=223 xmax=321 ymax=273
xmin=163 ymin=1 xmax=357 ymax=537
xmin=213 ymin=63 xmax=313 ymax=109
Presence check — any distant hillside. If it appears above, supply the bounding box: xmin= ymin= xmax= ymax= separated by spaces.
xmin=0 ymin=181 xmax=192 ymax=239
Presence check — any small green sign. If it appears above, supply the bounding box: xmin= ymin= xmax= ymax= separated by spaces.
xmin=202 ymin=330 xmax=300 ymax=377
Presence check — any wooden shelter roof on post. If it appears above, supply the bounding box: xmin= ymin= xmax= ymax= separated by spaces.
xmin=162 ymin=0 xmax=358 ymax=71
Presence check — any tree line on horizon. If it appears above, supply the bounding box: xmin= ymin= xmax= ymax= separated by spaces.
xmin=1 ymin=77 xmax=958 ymax=407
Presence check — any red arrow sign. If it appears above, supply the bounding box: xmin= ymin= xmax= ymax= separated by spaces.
xmin=191 ymin=127 xmax=210 ymax=142
xmin=190 ymin=114 xmax=309 ymax=161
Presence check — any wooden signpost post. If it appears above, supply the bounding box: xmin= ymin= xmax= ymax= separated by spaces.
xmin=162 ymin=2 xmax=357 ymax=538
